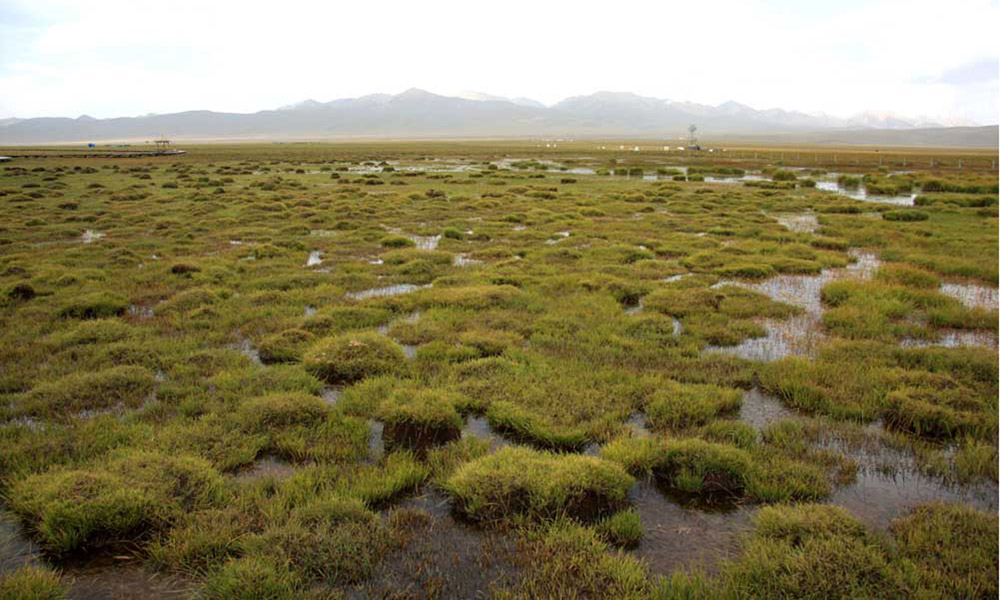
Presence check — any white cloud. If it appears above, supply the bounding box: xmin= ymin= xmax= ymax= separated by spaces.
xmin=1 ymin=0 xmax=996 ymax=123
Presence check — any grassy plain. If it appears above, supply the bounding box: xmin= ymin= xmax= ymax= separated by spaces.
xmin=0 ymin=141 xmax=997 ymax=598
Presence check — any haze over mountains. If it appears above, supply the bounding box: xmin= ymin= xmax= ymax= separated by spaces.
xmin=1 ymin=89 xmax=996 ymax=147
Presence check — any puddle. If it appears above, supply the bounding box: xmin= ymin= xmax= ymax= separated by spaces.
xmin=74 ymin=402 xmax=128 ymax=421
xmin=624 ymin=299 xmax=643 ymax=316
xmin=775 ymin=213 xmax=819 ymax=234
xmin=738 ymin=388 xmax=796 ymax=430
xmin=233 ymin=456 xmax=296 ymax=483
xmin=368 ymin=420 xmax=385 ymax=462
xmin=232 ymin=337 xmax=262 ymax=366
xmin=662 ymin=274 xmax=688 ymax=283
xmin=321 ymin=386 xmax=342 ymax=405
xmin=348 ymin=488 xmax=517 ymax=599
xmin=303 ymin=305 xmax=317 ymax=317
xmin=309 ymin=229 xmax=337 ymax=237
xmin=705 ymin=250 xmax=880 ymax=361
xmin=401 ymin=345 xmax=417 ymax=360
xmin=819 ymin=432 xmax=999 ymax=530
xmin=1 ymin=508 xmax=39 ymax=574
xmin=622 ymin=412 xmax=651 ymax=438
xmin=386 ymin=228 xmax=442 ymax=251
xmin=64 ymin=558 xmax=194 ymax=600
xmin=127 ymin=304 xmax=155 ymax=318
xmin=306 ymin=250 xmax=323 ymax=267
xmin=409 ymin=235 xmax=441 ymax=251
xmin=815 ymin=178 xmax=916 ymax=206
xmin=81 ymin=229 xmax=105 ymax=243
xmin=629 ymin=479 xmax=752 ymax=576
xmin=939 ymin=283 xmax=998 ymax=310
xmin=453 ymin=253 xmax=483 ymax=267
xmin=461 ymin=415 xmax=511 ymax=451
xmin=544 ymin=231 xmax=571 ymax=245
xmin=900 ymin=329 xmax=998 ymax=350
xmin=671 ymin=317 xmax=684 ymax=336
xmin=707 ymin=315 xmax=829 ymax=362
xmin=346 ymin=284 xmax=431 ymax=301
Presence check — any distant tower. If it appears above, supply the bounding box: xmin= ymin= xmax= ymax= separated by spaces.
xmin=688 ymin=124 xmax=698 ymax=148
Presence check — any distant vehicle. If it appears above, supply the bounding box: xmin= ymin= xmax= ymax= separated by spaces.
xmin=88 ymin=143 xmax=96 ymax=148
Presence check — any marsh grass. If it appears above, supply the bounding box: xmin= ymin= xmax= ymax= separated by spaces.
xmin=446 ymin=446 xmax=634 ymax=522
xmin=0 ymin=143 xmax=995 ymax=597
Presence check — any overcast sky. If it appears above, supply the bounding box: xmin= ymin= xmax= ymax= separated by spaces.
xmin=1 ymin=0 xmax=997 ymax=124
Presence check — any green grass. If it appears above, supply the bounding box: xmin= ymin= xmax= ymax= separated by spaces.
xmin=645 ymin=381 xmax=743 ymax=429
xmin=0 ymin=565 xmax=68 ymax=600
xmin=890 ymin=503 xmax=998 ymax=599
xmin=446 ymin=446 xmax=634 ymax=521
xmin=302 ymin=331 xmax=407 ymax=383
xmin=7 ymin=450 xmax=226 ymax=555
xmin=378 ymin=388 xmax=464 ymax=451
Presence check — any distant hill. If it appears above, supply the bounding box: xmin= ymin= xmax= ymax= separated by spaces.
xmin=1 ymin=89 xmax=995 ymax=147
xmin=717 ymin=126 xmax=999 ymax=149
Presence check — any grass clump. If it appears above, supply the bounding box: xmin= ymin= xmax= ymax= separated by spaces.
xmin=377 ymin=389 xmax=463 ymax=451
xmin=236 ymin=393 xmax=367 ymax=462
xmin=645 ymin=381 xmax=742 ymax=429
xmin=657 ymin=438 xmax=751 ymax=497
xmin=257 ymin=329 xmax=315 ymax=364
xmin=890 ymin=503 xmax=998 ymax=599
xmin=883 ymin=209 xmax=929 ymax=222
xmin=486 ymin=401 xmax=591 ymax=451
xmin=601 ymin=437 xmax=750 ymax=498
xmin=200 ymin=556 xmax=303 ymax=600
xmin=244 ymin=498 xmax=391 ymax=586
xmin=57 ymin=292 xmax=128 ymax=319
xmin=494 ymin=520 xmax=652 ymax=599
xmin=7 ymin=450 xmax=225 ymax=555
xmin=882 ymin=387 xmax=988 ymax=440
xmin=595 ymin=508 xmax=643 ymax=548
xmin=445 ymin=446 xmax=633 ymax=522
xmin=300 ymin=306 xmax=392 ymax=334
xmin=717 ymin=504 xmax=914 ymax=598
xmin=18 ymin=365 xmax=155 ymax=417
xmin=302 ymin=332 xmax=407 ymax=383
xmin=0 ymin=565 xmax=68 ymax=600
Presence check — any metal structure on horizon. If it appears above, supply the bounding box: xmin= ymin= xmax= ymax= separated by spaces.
xmin=687 ymin=124 xmax=701 ymax=151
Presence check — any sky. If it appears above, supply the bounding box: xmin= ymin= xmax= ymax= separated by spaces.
xmin=1 ymin=0 xmax=997 ymax=124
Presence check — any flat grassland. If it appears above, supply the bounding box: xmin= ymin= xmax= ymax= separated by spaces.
xmin=0 ymin=142 xmax=997 ymax=599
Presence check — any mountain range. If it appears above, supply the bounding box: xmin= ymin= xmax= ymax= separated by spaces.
xmin=1 ymin=89 xmax=996 ymax=147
